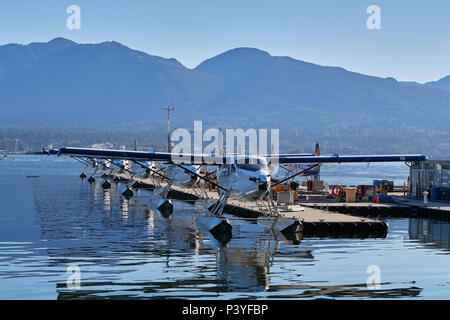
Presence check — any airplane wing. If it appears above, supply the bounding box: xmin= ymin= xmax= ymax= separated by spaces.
xmin=58 ymin=147 xmax=173 ymax=161
xmin=56 ymin=147 xmax=228 ymax=164
xmin=55 ymin=147 xmax=315 ymax=162
xmin=273 ymin=154 xmax=427 ymax=164
xmin=55 ymin=147 xmax=427 ymax=165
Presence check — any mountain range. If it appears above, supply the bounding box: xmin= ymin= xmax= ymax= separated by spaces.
xmin=0 ymin=38 xmax=449 ymax=155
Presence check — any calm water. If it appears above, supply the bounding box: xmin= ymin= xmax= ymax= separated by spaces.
xmin=0 ymin=156 xmax=449 ymax=299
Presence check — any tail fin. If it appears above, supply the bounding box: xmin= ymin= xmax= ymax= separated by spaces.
xmin=314 ymin=142 xmax=320 ymax=156
xmin=314 ymin=142 xmax=320 ymax=179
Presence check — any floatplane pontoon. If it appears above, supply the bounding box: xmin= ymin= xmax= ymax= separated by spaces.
xmin=40 ymin=146 xmax=426 ymax=242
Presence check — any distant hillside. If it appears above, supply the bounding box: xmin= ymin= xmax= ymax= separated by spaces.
xmin=195 ymin=48 xmax=450 ymax=129
xmin=0 ymin=38 xmax=222 ymax=124
xmin=0 ymin=38 xmax=77 ymax=79
xmin=426 ymin=75 xmax=450 ymax=92
xmin=0 ymin=38 xmax=449 ymax=155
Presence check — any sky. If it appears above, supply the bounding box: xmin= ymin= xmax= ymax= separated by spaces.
xmin=0 ymin=0 xmax=449 ymax=83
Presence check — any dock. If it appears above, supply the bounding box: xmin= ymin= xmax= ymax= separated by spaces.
xmin=135 ymin=182 xmax=389 ymax=238
xmin=302 ymin=199 xmax=450 ymax=221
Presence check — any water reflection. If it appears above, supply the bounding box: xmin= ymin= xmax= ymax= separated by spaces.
xmin=32 ymin=178 xmax=430 ymax=299
xmin=1 ymin=171 xmax=442 ymax=299
xmin=121 ymin=198 xmax=131 ymax=221
xmin=409 ymin=218 xmax=450 ymax=251
xmin=153 ymin=208 xmax=201 ymax=255
xmin=103 ymin=190 xmax=111 ymax=212
xmin=265 ymin=283 xmax=422 ymax=298
xmin=30 ymin=177 xmax=289 ymax=298
xmin=216 ymin=228 xmax=280 ymax=292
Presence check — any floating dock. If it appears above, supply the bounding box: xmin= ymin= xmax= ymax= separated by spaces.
xmin=135 ymin=183 xmax=389 ymax=238
xmin=302 ymin=199 xmax=450 ymax=221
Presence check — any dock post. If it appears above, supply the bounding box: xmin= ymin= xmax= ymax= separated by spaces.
xmin=423 ymin=191 xmax=428 ymax=207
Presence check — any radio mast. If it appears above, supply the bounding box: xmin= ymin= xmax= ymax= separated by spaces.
xmin=163 ymin=106 xmax=175 ymax=152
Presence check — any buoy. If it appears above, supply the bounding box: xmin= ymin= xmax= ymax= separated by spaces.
xmin=80 ymin=172 xmax=87 ymax=179
xmin=122 ymin=188 xmax=134 ymax=198
xmin=88 ymin=176 xmax=95 ymax=183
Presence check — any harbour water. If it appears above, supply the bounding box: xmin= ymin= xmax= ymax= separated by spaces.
xmin=0 ymin=156 xmax=449 ymax=299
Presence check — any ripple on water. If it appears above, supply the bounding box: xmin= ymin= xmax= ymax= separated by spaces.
xmin=0 ymin=158 xmax=449 ymax=299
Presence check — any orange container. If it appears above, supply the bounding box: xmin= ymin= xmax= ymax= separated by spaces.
xmin=274 ymin=185 xmax=285 ymax=192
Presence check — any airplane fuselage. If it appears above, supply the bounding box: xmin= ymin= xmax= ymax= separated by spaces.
xmin=218 ymin=156 xmax=271 ymax=201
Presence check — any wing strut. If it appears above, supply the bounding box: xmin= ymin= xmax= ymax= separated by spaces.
xmin=271 ymin=164 xmax=321 ymax=188
xmin=131 ymin=160 xmax=171 ymax=181
xmin=176 ymin=164 xmax=229 ymax=192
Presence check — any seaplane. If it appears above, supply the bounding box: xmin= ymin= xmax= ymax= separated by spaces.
xmin=42 ymin=145 xmax=427 ymax=242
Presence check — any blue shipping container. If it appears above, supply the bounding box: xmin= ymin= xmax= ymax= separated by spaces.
xmin=430 ymin=187 xmax=440 ymax=201
xmin=440 ymin=188 xmax=449 ymax=201
xmin=376 ymin=194 xmax=391 ymax=203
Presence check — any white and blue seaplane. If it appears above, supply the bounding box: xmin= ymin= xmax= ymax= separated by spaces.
xmin=43 ymin=146 xmax=427 ymax=241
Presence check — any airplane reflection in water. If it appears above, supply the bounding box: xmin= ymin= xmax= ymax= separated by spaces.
xmin=31 ymin=176 xmax=425 ymax=299
xmin=215 ymin=224 xmax=308 ymax=292
xmin=32 ymin=178 xmax=304 ymax=298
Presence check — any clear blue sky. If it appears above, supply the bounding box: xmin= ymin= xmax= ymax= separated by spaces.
xmin=1 ymin=0 xmax=449 ymax=83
